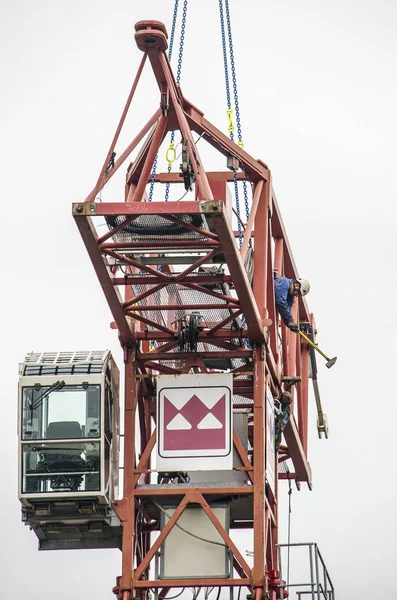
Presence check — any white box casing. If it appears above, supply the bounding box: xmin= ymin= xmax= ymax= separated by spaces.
xmin=160 ymin=505 xmax=230 ymax=579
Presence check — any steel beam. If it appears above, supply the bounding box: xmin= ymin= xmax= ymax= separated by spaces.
xmin=138 ymin=350 xmax=252 ymax=361
xmin=184 ymin=98 xmax=270 ymax=184
xmin=283 ymin=414 xmax=312 ymax=486
xmin=134 ymin=330 xmax=248 ymax=340
xmin=135 ymin=579 xmax=250 ymax=589
xmin=153 ymin=171 xmax=248 ymax=183
xmin=86 ymin=53 xmax=148 ymax=202
xmin=210 ymin=209 xmax=266 ymax=342
xmin=252 ymin=346 xmax=266 ymax=588
xmin=73 ymin=214 xmax=135 ymax=346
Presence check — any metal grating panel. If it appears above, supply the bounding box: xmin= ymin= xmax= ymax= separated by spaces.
xmin=128 ymin=282 xmax=242 ymax=331
xmin=106 ymin=213 xmax=210 ymax=242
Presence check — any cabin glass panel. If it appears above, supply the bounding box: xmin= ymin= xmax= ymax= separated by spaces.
xmin=20 ymin=383 xmax=101 ymax=494
xmin=21 ymin=384 xmax=100 ymax=440
xmin=21 ymin=442 xmax=100 ymax=493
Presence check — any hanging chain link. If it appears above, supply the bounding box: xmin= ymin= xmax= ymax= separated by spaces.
xmin=219 ymin=0 xmax=242 ymax=245
xmin=148 ymin=154 xmax=158 ymax=202
xmin=224 ymin=0 xmax=250 ymax=224
xmin=176 ymin=0 xmax=188 ymax=85
xmin=164 ymin=130 xmax=176 ymax=202
xmin=224 ymin=0 xmax=241 ymax=142
xmin=165 ymin=0 xmax=188 ymax=202
xmin=168 ymin=0 xmax=180 ymax=61
xmin=149 ymin=0 xmax=188 ymax=202
xmin=219 ymin=0 xmax=233 ymax=139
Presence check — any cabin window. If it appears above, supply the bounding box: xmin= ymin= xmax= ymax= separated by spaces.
xmin=22 ymin=384 xmax=100 ymax=441
xmin=21 ymin=441 xmax=100 ymax=493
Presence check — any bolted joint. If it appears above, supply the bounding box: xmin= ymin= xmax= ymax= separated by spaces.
xmin=72 ymin=202 xmax=97 ymax=216
xmin=199 ymin=200 xmax=223 ymax=213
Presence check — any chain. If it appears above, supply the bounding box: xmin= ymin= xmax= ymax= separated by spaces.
xmin=148 ymin=154 xmax=158 ymax=202
xmin=225 ymin=0 xmax=241 ymax=143
xmin=176 ymin=0 xmax=188 ymax=85
xmin=165 ymin=0 xmax=188 ymax=202
xmin=232 ymin=171 xmax=242 ymax=243
xmin=164 ymin=131 xmax=176 ymax=202
xmin=149 ymin=0 xmax=186 ymax=202
xmin=224 ymin=0 xmax=250 ymax=223
xmin=219 ymin=0 xmax=243 ymax=246
xmin=168 ymin=0 xmax=180 ymax=61
xmin=218 ymin=0 xmax=233 ymax=138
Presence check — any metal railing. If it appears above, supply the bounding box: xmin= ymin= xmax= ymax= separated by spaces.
xmin=276 ymin=542 xmax=335 ymax=600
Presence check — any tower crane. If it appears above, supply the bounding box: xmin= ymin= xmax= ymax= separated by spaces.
xmin=17 ymin=7 xmax=336 ymax=600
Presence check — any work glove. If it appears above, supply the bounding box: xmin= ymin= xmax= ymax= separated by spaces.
xmin=288 ymin=322 xmax=299 ymax=333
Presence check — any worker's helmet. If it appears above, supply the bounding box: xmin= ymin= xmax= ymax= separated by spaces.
xmin=297 ymin=278 xmax=310 ymax=296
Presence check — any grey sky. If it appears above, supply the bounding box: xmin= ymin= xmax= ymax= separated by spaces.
xmin=1 ymin=0 xmax=397 ymax=598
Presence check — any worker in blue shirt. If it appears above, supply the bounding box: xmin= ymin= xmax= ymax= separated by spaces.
xmin=273 ymin=268 xmax=310 ymax=332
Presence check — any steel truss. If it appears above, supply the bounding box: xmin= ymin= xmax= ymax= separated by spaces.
xmin=74 ymin=20 xmax=315 ymax=600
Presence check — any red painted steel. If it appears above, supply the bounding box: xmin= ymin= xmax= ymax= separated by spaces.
xmin=112 ymin=274 xmax=234 ymax=285
xmin=87 ymin=54 xmax=148 ymax=203
xmin=154 ymin=171 xmax=248 ymax=183
xmin=127 ymin=303 xmax=239 ymax=311
xmin=73 ymin=19 xmax=321 ymax=600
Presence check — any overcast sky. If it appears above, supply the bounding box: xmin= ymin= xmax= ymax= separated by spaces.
xmin=2 ymin=1 xmax=397 ymax=598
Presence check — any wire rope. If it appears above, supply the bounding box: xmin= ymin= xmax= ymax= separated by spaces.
xmin=153 ymin=501 xmax=228 ymax=548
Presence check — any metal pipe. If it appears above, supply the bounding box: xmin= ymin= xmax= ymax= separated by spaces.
xmin=252 ymin=346 xmax=266 ymax=587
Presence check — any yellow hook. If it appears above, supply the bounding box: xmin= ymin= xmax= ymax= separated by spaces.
xmin=165 ymin=141 xmax=176 ymax=168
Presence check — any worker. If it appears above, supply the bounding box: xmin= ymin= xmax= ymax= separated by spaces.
xmin=274 ymin=390 xmax=292 ymax=452
xmin=273 ymin=269 xmax=310 ymax=332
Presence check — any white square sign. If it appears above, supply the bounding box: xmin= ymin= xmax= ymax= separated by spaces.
xmin=157 ymin=373 xmax=233 ymax=471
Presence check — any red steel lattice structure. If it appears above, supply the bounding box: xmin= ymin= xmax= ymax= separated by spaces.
xmin=73 ymin=20 xmax=315 ymax=600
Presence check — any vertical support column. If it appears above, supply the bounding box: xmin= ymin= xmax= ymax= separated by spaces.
xmin=274 ymin=238 xmax=288 ymax=377
xmin=265 ymin=377 xmax=278 ymax=580
xmin=144 ymin=383 xmax=152 ymax=484
xmin=253 ymin=180 xmax=270 ymax=321
xmin=266 ymin=219 xmax=278 ymax=364
xmin=253 ymin=345 xmax=266 ymax=596
xmin=273 ymin=238 xmax=284 ymax=275
xmin=271 ymin=456 xmax=279 ymax=572
xmin=119 ymin=348 xmax=137 ymax=597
